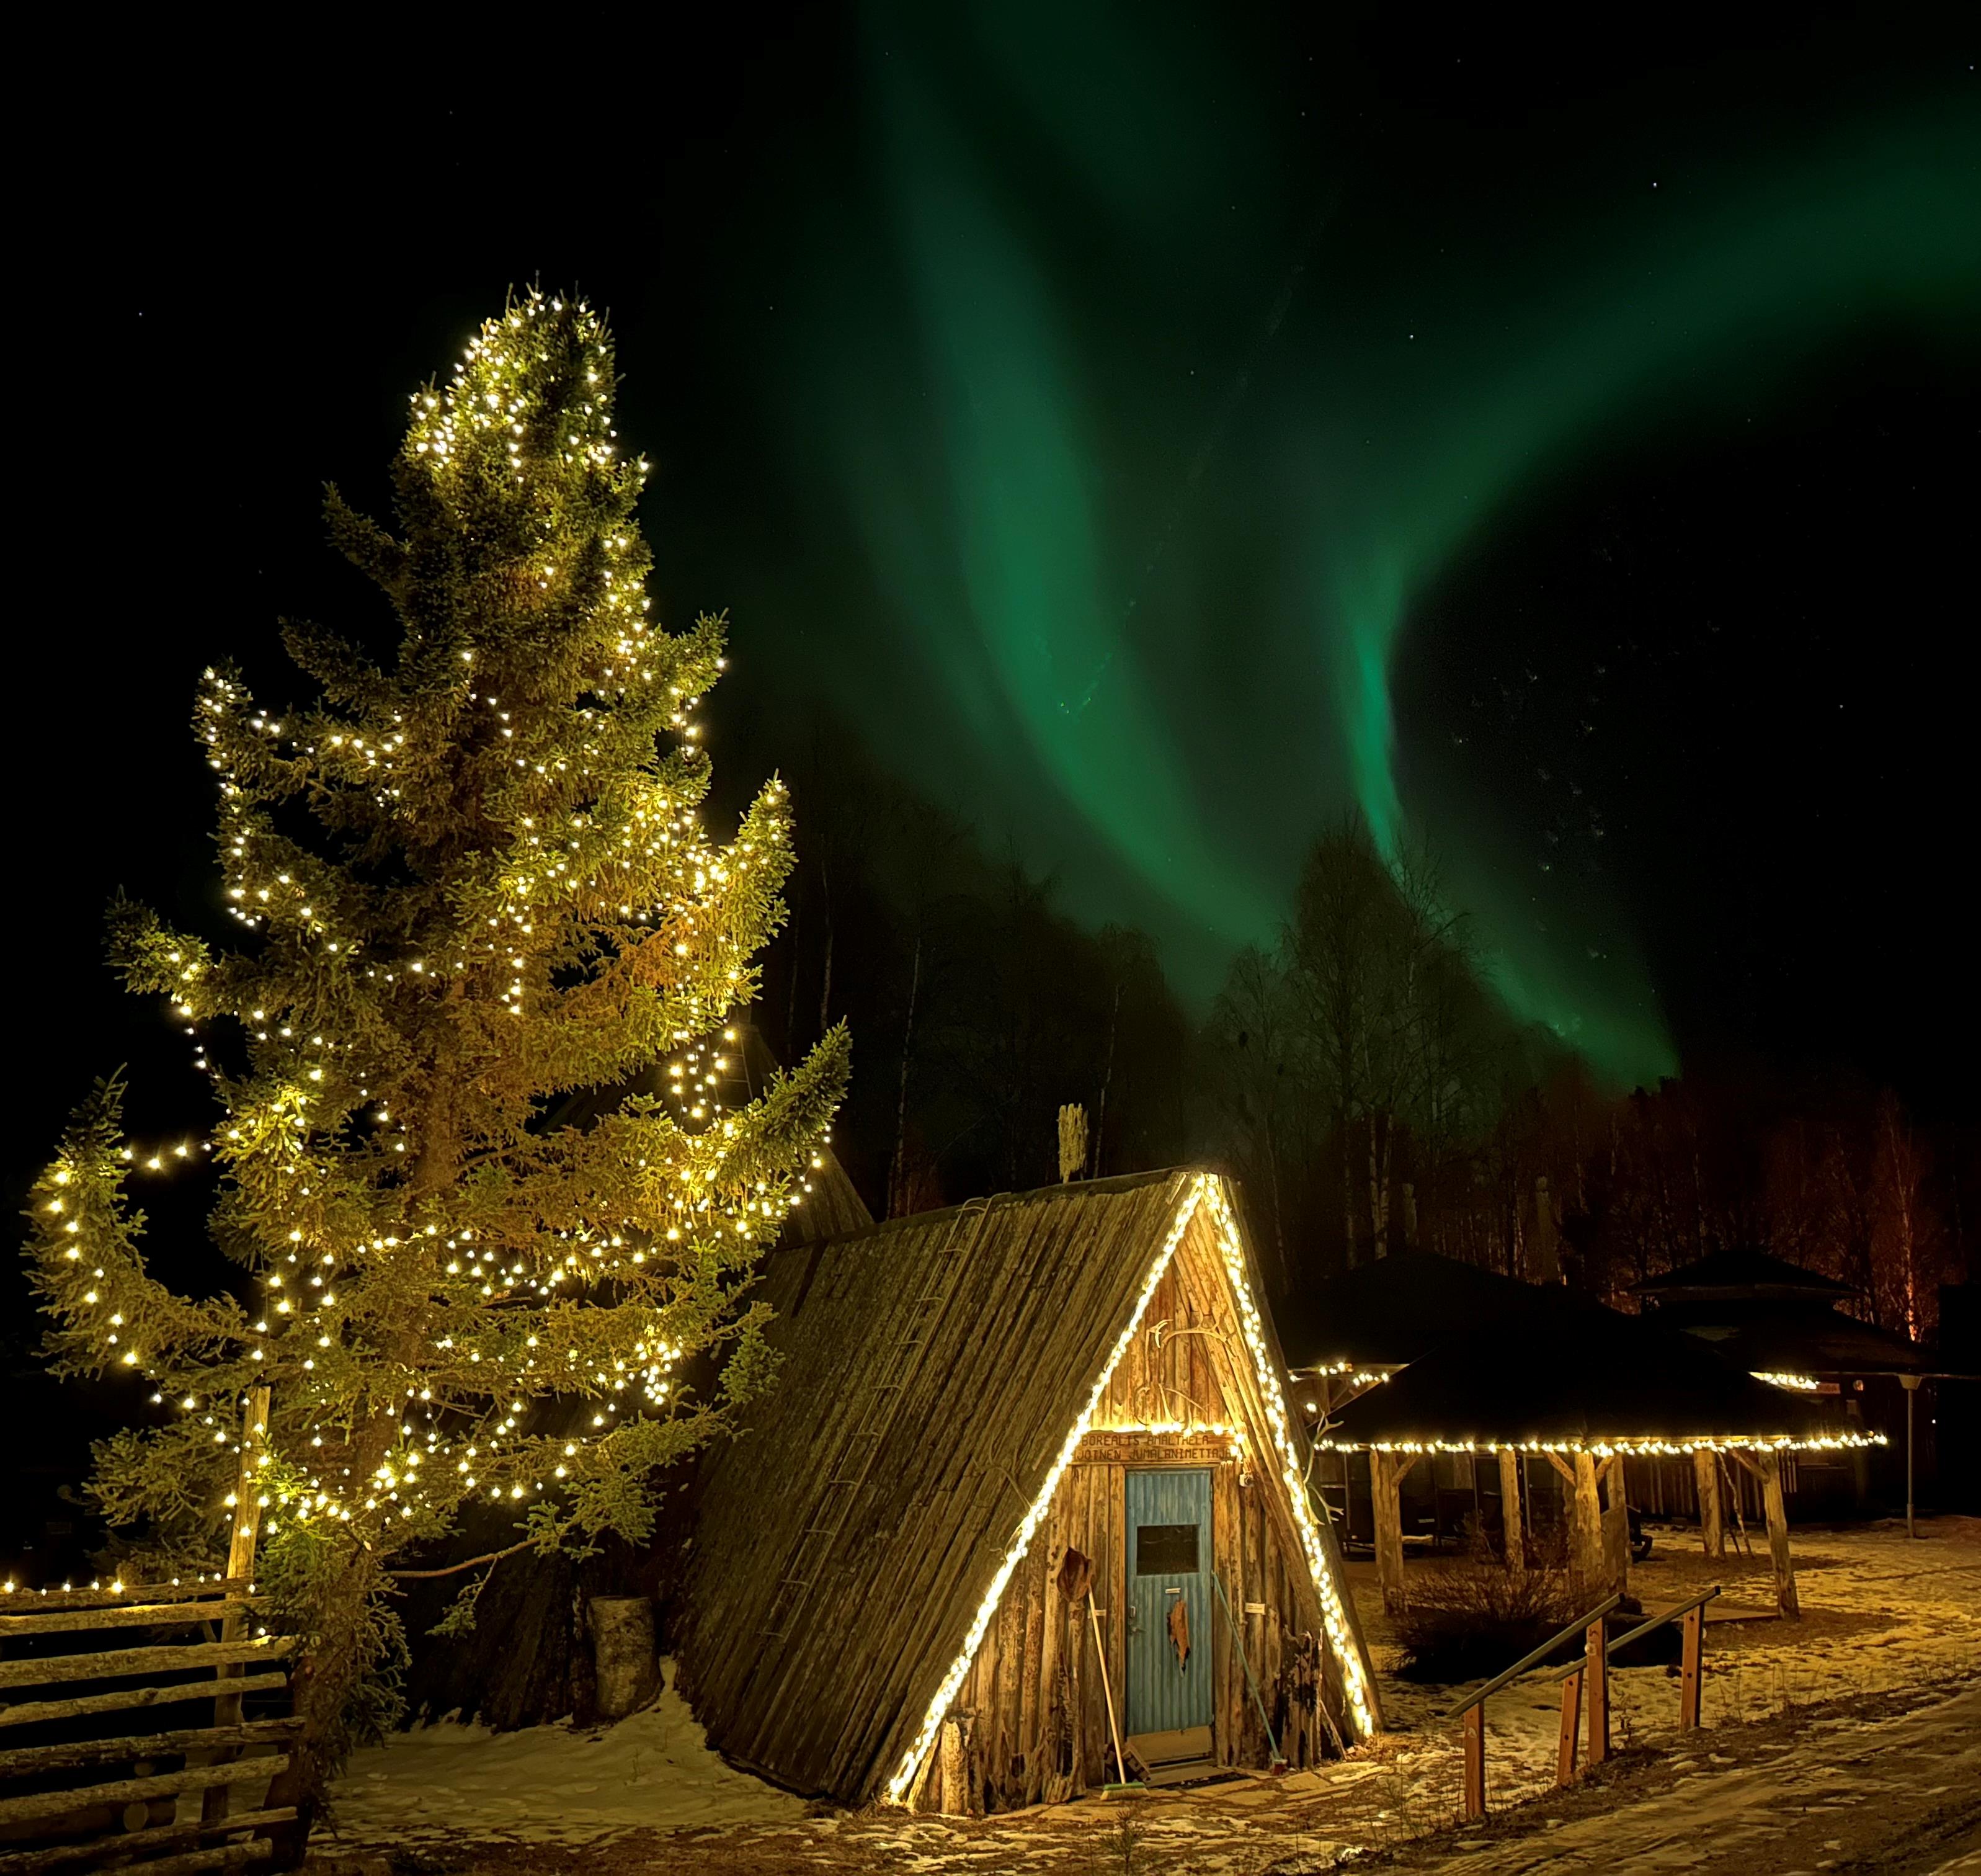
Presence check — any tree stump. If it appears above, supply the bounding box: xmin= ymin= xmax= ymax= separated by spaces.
xmin=588 ymin=1596 xmax=660 ymax=1720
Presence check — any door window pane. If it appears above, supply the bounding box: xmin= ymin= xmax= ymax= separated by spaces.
xmin=1135 ymin=1522 xmax=1200 ymax=1575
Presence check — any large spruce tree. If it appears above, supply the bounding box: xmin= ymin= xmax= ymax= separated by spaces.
xmin=25 ymin=290 xmax=848 ymax=1809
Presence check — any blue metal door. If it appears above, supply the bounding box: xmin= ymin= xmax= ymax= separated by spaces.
xmin=1124 ymin=1468 xmax=1213 ymax=1738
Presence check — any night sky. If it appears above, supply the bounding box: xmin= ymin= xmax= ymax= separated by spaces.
xmin=15 ymin=3 xmax=1979 ymax=1202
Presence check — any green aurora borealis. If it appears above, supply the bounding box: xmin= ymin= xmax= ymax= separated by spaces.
xmin=754 ymin=10 xmax=1979 ymax=1086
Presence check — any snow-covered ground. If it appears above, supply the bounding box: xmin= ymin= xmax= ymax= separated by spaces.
xmin=319 ymin=1517 xmax=1981 ymax=1873
xmin=325 ymin=1668 xmax=807 ymax=1848
xmin=1371 ymin=1514 xmax=1981 ymax=1814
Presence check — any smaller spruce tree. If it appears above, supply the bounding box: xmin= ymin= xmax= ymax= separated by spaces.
xmin=25 ymin=291 xmax=848 ymax=1810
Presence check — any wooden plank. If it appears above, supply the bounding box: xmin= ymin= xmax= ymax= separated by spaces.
xmin=1030 ymin=1530 xmax=1065 ymax=1803
xmin=0 ymin=1805 xmax=298 ymax=1874
xmin=206 ymin=1386 xmax=272 ymax=1829
xmin=0 ymin=1581 xmax=247 ymax=1617
xmin=1016 ymin=1542 xmax=1045 ymax=1801
xmin=1757 ymin=1452 xmax=1801 ymax=1619
xmin=1601 ymin=1455 xmax=1631 ymax=1596
xmin=1497 ymin=1449 xmax=1525 ymax=1581
xmin=1371 ymin=1451 xmax=1407 ymax=1614
xmin=1572 ymin=1453 xmax=1606 ymax=1594
xmin=0 ymin=1637 xmax=295 ymax=1691
xmin=1263 ymin=1540 xmax=1284 ymax=1762
xmin=1462 ymin=1704 xmax=1486 ymax=1821
xmin=1679 ymin=1603 xmax=1704 ymax=1730
xmin=1080 ymin=1467 xmax=1106 ymax=1789
xmin=1583 ymin=1618 xmax=1608 ymax=1766
xmin=0 ymin=1717 xmax=300 ymax=1778
xmin=1211 ymin=1462 xmax=1238 ymax=1767
xmin=0 ymin=1601 xmax=257 ymax=1640
xmin=1106 ymin=1461 xmax=1126 ymax=1776
xmin=1556 ymin=1668 xmax=1582 ymax=1786
xmin=0 ymin=1673 xmax=290 ymax=1731
xmin=2 ymin=1842 xmax=274 ymax=1876
xmin=1694 ymin=1449 xmax=1724 ymax=1558
xmin=0 ymin=1754 xmax=288 ymax=1826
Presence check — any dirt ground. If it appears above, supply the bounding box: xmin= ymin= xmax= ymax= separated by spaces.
xmin=317 ymin=1515 xmax=1981 ymax=1876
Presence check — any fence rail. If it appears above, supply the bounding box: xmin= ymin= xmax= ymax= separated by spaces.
xmin=0 ymin=1388 xmax=291 ymax=1875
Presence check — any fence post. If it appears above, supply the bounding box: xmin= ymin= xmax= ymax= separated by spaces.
xmin=1679 ymin=1602 xmax=1704 ymax=1730
xmin=1583 ymin=1614 xmax=1609 ymax=1766
xmin=1556 ymin=1669 xmax=1582 ymax=1786
xmin=203 ymin=1385 xmax=270 ymax=1825
xmin=1462 ymin=1704 xmax=1486 ymax=1820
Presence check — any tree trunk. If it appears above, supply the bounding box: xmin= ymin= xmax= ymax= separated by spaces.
xmin=1342 ymin=1109 xmax=1359 ymax=1269
xmin=1369 ymin=1112 xmax=1391 ymax=1260
xmin=1092 ymin=981 xmax=1121 ymax=1181
xmin=888 ymin=931 xmax=922 ymax=1219
xmin=814 ymin=851 xmax=834 ymax=1042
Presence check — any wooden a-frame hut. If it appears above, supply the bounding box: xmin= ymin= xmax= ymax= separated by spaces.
xmin=674 ymin=1169 xmax=1381 ymax=1814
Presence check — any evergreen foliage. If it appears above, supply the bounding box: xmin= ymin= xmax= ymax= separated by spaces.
xmin=23 ymin=291 xmax=848 ymax=1807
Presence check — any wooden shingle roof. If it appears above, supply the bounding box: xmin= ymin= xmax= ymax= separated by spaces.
xmin=675 ymin=1170 xmax=1247 ymax=1802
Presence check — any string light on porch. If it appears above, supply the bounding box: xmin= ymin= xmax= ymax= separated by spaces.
xmin=1313 ymin=1431 xmax=1885 ymax=1457
xmin=1752 ymin=1370 xmax=1822 ymax=1392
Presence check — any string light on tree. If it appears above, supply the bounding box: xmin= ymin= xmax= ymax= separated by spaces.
xmin=24 ymin=290 xmax=849 ymax=1813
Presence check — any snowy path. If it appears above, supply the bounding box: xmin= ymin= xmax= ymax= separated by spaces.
xmin=1394 ymin=1682 xmax=1981 ymax=1874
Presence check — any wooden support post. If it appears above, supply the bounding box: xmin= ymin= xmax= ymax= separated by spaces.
xmin=1901 ymin=1376 xmax=1921 ymax=1540
xmin=204 ymin=1386 xmax=269 ymax=1828
xmin=1497 ymin=1448 xmax=1525 ymax=1582
xmin=1694 ymin=1449 xmax=1724 ymax=1559
xmin=1756 ymin=1451 xmax=1800 ymax=1619
xmin=1556 ymin=1669 xmax=1582 ymax=1787
xmin=1583 ymin=1615 xmax=1609 ymax=1767
xmin=1678 ymin=1602 xmax=1704 ymax=1731
xmin=1371 ymin=1451 xmax=1412 ymax=1613
xmin=1462 ymin=1704 xmax=1486 ymax=1821
xmin=1572 ymin=1452 xmax=1606 ymax=1597
xmin=940 ymin=1712 xmax=979 ymax=1817
xmin=1600 ymin=1455 xmax=1630 ymax=1596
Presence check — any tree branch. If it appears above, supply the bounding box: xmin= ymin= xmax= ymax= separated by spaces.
xmin=389 ymin=1539 xmax=534 ymax=1581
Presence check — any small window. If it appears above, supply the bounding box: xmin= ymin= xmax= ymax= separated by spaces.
xmin=1135 ymin=1522 xmax=1200 ymax=1575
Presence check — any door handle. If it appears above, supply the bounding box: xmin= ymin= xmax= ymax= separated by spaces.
xmin=1128 ymin=1601 xmax=1141 ymax=1637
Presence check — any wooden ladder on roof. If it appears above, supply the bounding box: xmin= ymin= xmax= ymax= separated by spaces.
xmin=758 ymin=1199 xmax=992 ymax=1644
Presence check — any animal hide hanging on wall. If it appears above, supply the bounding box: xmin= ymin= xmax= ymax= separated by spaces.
xmin=1167 ymin=1595 xmax=1190 ymax=1673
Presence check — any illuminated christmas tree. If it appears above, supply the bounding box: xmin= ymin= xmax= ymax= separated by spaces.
xmin=24 ymin=290 xmax=849 ymax=1806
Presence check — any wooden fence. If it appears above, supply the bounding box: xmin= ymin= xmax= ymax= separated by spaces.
xmin=0 ymin=1390 xmax=296 ymax=1875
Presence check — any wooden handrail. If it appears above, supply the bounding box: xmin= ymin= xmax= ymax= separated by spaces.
xmin=1539 ymin=1586 xmax=1721 ymax=1682
xmin=1444 ymin=1593 xmax=1623 ymax=1718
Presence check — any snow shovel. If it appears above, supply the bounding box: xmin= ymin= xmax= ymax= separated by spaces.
xmin=1059 ymin=1546 xmax=1142 ymax=1797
